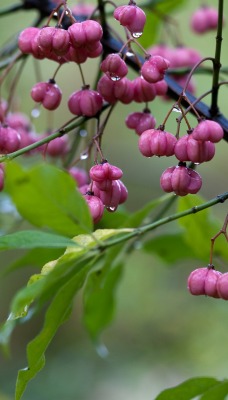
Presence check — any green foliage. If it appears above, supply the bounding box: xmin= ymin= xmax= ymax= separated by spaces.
xmin=143 ymin=230 xmax=197 ymax=263
xmin=139 ymin=0 xmax=187 ymax=49
xmin=5 ymin=162 xmax=93 ymax=237
xmin=177 ymin=195 xmax=228 ymax=263
xmin=155 ymin=377 xmax=222 ymax=400
xmin=0 ymin=230 xmax=78 ymax=250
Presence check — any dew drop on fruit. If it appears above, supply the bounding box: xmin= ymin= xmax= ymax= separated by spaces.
xmin=106 ymin=206 xmax=117 ymax=212
xmin=80 ymin=151 xmax=89 ymax=160
xmin=132 ymin=32 xmax=142 ymax=38
xmin=31 ymin=108 xmax=40 ymax=118
xmin=110 ymin=75 xmax=120 ymax=82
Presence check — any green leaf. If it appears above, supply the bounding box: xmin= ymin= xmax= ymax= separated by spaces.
xmin=15 ymin=259 xmax=92 ymax=400
xmin=83 ymin=262 xmax=123 ymax=340
xmin=155 ymin=377 xmax=220 ymax=400
xmin=143 ymin=231 xmax=197 ymax=263
xmin=5 ymin=162 xmax=92 ymax=237
xmin=177 ymin=195 xmax=228 ymax=262
xmin=200 ymin=381 xmax=228 ymax=400
xmin=123 ymin=194 xmax=173 ymax=228
xmin=0 ymin=230 xmax=78 ymax=250
xmin=139 ymin=0 xmax=187 ymax=49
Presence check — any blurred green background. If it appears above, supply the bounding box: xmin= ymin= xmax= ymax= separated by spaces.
xmin=0 ymin=0 xmax=228 ymax=399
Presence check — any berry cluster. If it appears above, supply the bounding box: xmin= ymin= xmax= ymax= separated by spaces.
xmin=190 ymin=6 xmax=221 ymax=34
xmin=188 ymin=266 xmax=228 ymax=300
xmin=0 ymin=1 xmax=225 ymax=224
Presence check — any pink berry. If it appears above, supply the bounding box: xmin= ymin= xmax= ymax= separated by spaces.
xmin=160 ymin=164 xmax=202 ymax=196
xmin=68 ymin=20 xmax=103 ymax=48
xmin=133 ymin=77 xmax=157 ymax=103
xmin=138 ymin=128 xmax=177 ymax=157
xmin=84 ymin=194 xmax=104 ymax=223
xmin=125 ymin=111 xmax=156 ymax=136
xmin=90 ymin=162 xmax=123 ymax=191
xmin=97 ymin=75 xmax=134 ymax=104
xmin=141 ymin=55 xmax=170 ymax=83
xmin=0 ymin=125 xmax=21 ymax=153
xmin=190 ymin=6 xmax=221 ymax=34
xmin=217 ymin=273 xmax=228 ymax=300
xmin=113 ymin=4 xmax=146 ymax=37
xmin=204 ymin=269 xmax=222 ymax=298
xmin=65 ymin=45 xmax=88 ymax=64
xmin=37 ymin=26 xmax=70 ymax=56
xmin=174 ymin=134 xmax=215 ymax=163
xmin=68 ymin=88 xmax=103 ymax=117
xmin=192 ymin=120 xmax=224 ymax=143
xmin=46 ymin=136 xmax=69 ymax=157
xmin=93 ymin=179 xmax=127 ymax=210
xmin=18 ymin=27 xmax=40 ymax=54
xmin=31 ymin=81 xmax=62 ymax=110
xmin=100 ymin=53 xmax=128 ymax=81
xmin=187 ymin=267 xmax=208 ymax=295
xmin=68 ymin=167 xmax=89 ymax=187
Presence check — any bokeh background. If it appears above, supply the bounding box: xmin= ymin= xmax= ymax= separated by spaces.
xmin=0 ymin=0 xmax=228 ymax=399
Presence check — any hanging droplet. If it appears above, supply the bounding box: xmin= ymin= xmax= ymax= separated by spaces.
xmin=106 ymin=206 xmax=117 ymax=212
xmin=95 ymin=343 xmax=109 ymax=358
xmin=125 ymin=51 xmax=134 ymax=57
xmin=172 ymin=106 xmax=181 ymax=113
xmin=132 ymin=32 xmax=142 ymax=38
xmin=53 ymin=11 xmax=58 ymax=16
xmin=31 ymin=108 xmax=40 ymax=118
xmin=65 ymin=10 xmax=69 ymax=15
xmin=80 ymin=151 xmax=89 ymax=160
xmin=80 ymin=129 xmax=87 ymax=137
xmin=110 ymin=75 xmax=120 ymax=82
xmin=133 ymin=240 xmax=142 ymax=250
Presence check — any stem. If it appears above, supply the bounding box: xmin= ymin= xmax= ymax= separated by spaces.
xmin=100 ymin=192 xmax=228 ymax=250
xmin=210 ymin=0 xmax=224 ymax=116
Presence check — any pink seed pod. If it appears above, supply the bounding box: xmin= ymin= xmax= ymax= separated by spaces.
xmin=192 ymin=120 xmax=224 ymax=143
xmin=138 ymin=129 xmax=177 ymax=157
xmin=46 ymin=136 xmax=69 ymax=157
xmin=68 ymin=88 xmax=103 ymax=117
xmin=100 ymin=53 xmax=128 ymax=81
xmin=125 ymin=111 xmax=156 ymax=136
xmin=71 ymin=3 xmax=95 ymax=17
xmin=31 ymin=81 xmax=62 ymax=110
xmin=160 ymin=164 xmax=202 ymax=196
xmin=37 ymin=26 xmax=70 ymax=56
xmin=65 ymin=45 xmax=88 ymax=64
xmin=84 ymin=194 xmax=104 ymax=223
xmin=153 ymin=80 xmax=168 ymax=96
xmin=6 ymin=112 xmax=31 ymax=132
xmin=217 ymin=273 xmax=228 ymax=300
xmin=93 ymin=179 xmax=127 ymax=210
xmin=97 ymin=75 xmax=134 ymax=104
xmin=187 ymin=267 xmax=208 ymax=295
xmin=68 ymin=20 xmax=103 ymax=48
xmin=0 ymin=99 xmax=8 ymax=123
xmin=85 ymin=41 xmax=103 ymax=58
xmin=68 ymin=167 xmax=89 ymax=187
xmin=141 ymin=55 xmax=170 ymax=83
xmin=133 ymin=77 xmax=157 ymax=103
xmin=90 ymin=162 xmax=123 ymax=191
xmin=174 ymin=134 xmax=215 ymax=163
xmin=190 ymin=6 xmax=222 ymax=34
xmin=0 ymin=125 xmax=21 ymax=153
xmin=18 ymin=27 xmax=40 ymax=54
xmin=204 ymin=269 xmax=222 ymax=298
xmin=113 ymin=4 xmax=146 ymax=37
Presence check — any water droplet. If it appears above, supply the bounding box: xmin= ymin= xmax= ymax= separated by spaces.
xmin=110 ymin=75 xmax=120 ymax=82
xmin=65 ymin=10 xmax=69 ymax=15
xmin=134 ymin=240 xmax=142 ymax=250
xmin=80 ymin=129 xmax=87 ymax=137
xmin=80 ymin=152 xmax=89 ymax=160
xmin=172 ymin=106 xmax=181 ymax=113
xmin=125 ymin=51 xmax=134 ymax=57
xmin=31 ymin=108 xmax=40 ymax=118
xmin=132 ymin=32 xmax=142 ymax=38
xmin=53 ymin=11 xmax=58 ymax=16
xmin=106 ymin=206 xmax=117 ymax=212
xmin=96 ymin=343 xmax=109 ymax=358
